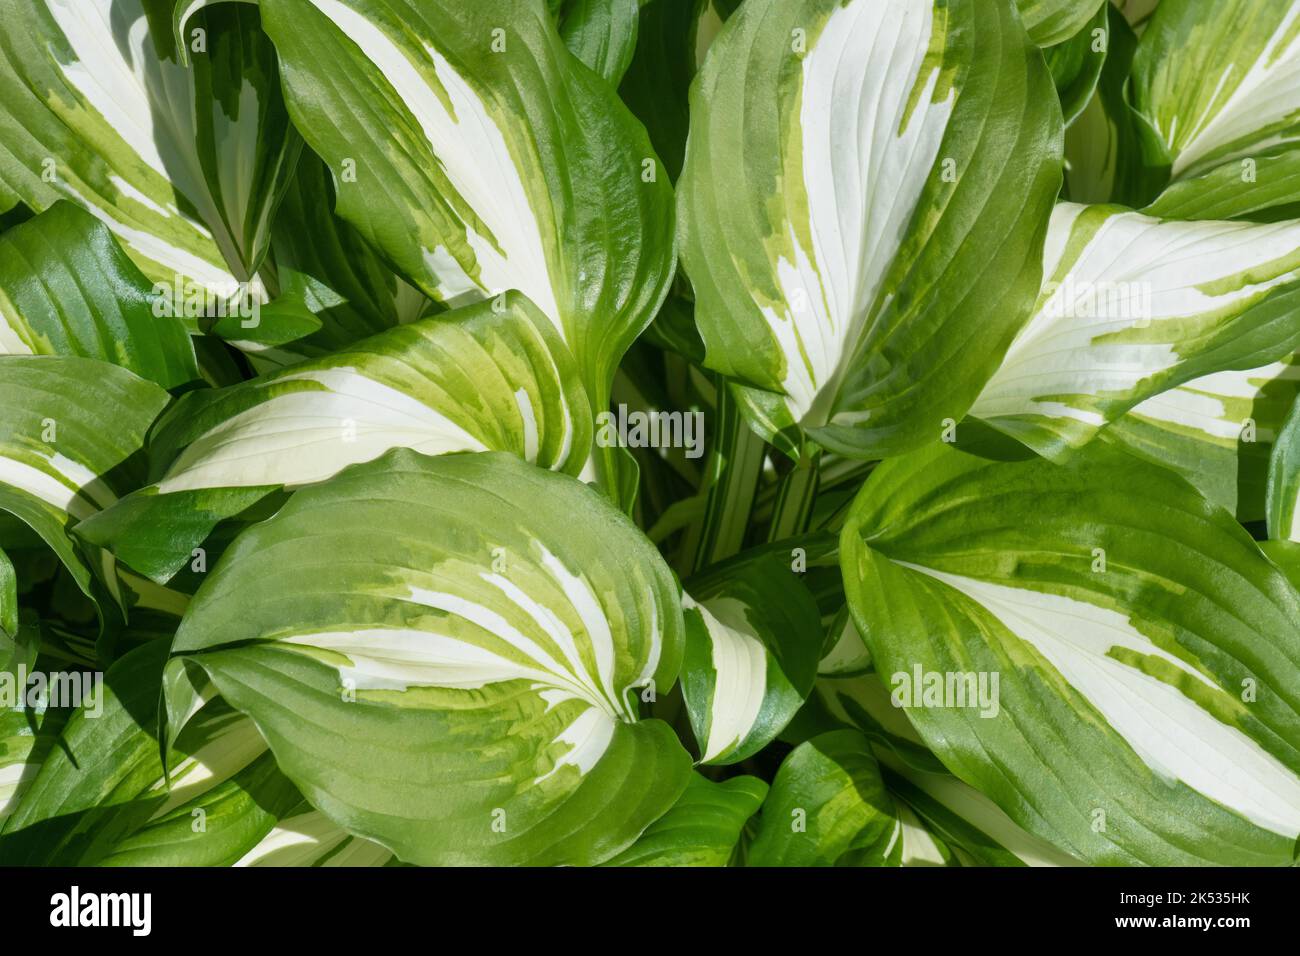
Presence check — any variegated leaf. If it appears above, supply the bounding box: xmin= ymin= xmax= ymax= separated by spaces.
xmin=0 ymin=357 xmax=169 ymax=617
xmin=601 ymin=772 xmax=766 ymax=866
xmin=970 ymin=203 xmax=1300 ymax=458
xmin=677 ymin=0 xmax=1062 ymax=460
xmin=0 ymin=201 xmax=198 ymax=389
xmin=231 ymin=808 xmax=392 ymax=867
xmin=165 ymin=449 xmax=691 ymax=866
xmin=0 ymin=0 xmax=299 ymax=289
xmin=680 ymin=555 xmax=820 ymax=765
xmin=1015 ymin=0 xmax=1107 ymax=47
xmin=0 ymin=640 xmax=297 ymax=866
xmin=1102 ymin=355 xmax=1300 ymax=522
xmin=1132 ymin=0 xmax=1300 ymax=182
xmin=747 ymin=729 xmax=900 ymax=866
xmin=1268 ymin=396 xmax=1300 ymax=542
xmin=212 ymin=0 xmax=677 ymax=418
xmin=76 ymin=292 xmax=590 ymax=583
xmin=841 ymin=440 xmax=1300 ymax=865
xmin=810 ymin=674 xmax=1079 ymax=867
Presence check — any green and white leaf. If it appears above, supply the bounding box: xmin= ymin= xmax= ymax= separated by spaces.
xmin=677 ymin=0 xmax=1062 ymax=460
xmin=602 ymin=772 xmax=766 ymax=866
xmin=970 ymin=203 xmax=1300 ymax=458
xmin=747 ymin=728 xmax=899 ymax=866
xmin=1132 ymin=0 xmax=1300 ymax=181
xmin=0 ymin=357 xmax=169 ymax=615
xmin=0 ymin=0 xmax=297 ymax=289
xmin=1062 ymin=6 xmax=1168 ymax=208
xmin=231 ymin=807 xmax=393 ymax=867
xmin=0 ymin=640 xmax=285 ymax=865
xmin=243 ymin=0 xmax=675 ymax=412
xmin=0 ymin=201 xmax=198 ymax=389
xmin=166 ymin=450 xmax=691 ymax=866
xmin=0 ymin=704 xmax=60 ymax=827
xmin=680 ymin=555 xmax=820 ymax=765
xmin=1143 ymin=149 xmax=1300 ymax=223
xmin=176 ymin=1 xmax=303 ymax=277
xmin=76 ymin=292 xmax=590 ymax=584
xmin=816 ymin=610 xmax=871 ymax=678
xmin=1101 ymin=355 xmax=1300 ymax=522
xmin=812 ymin=674 xmax=1079 ymax=867
xmin=1267 ymin=397 xmax=1300 ymax=542
xmin=269 ymin=150 xmax=430 ymax=356
xmin=1114 ymin=0 xmax=1160 ymax=33
xmin=841 ymin=441 xmax=1300 ymax=865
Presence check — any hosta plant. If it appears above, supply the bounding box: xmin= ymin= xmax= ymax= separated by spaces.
xmin=2 ymin=0 xmax=1300 ymax=869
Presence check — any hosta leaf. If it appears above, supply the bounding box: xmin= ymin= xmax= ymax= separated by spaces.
xmin=231 ymin=808 xmax=393 ymax=867
xmin=97 ymin=753 xmax=304 ymax=866
xmin=1101 ymin=355 xmax=1300 ymax=522
xmin=1263 ymin=540 xmax=1300 ymax=596
xmin=970 ymin=203 xmax=1300 ymax=458
xmin=677 ymin=0 xmax=1062 ymax=460
xmin=76 ymin=292 xmax=590 ymax=584
xmin=1041 ymin=1 xmax=1107 ymax=127
xmin=1115 ymin=0 xmax=1160 ymax=32
xmin=747 ymin=729 xmax=899 ymax=866
xmin=1132 ymin=0 xmax=1300 ymax=183
xmin=617 ymin=0 xmax=697 ymax=182
xmin=681 ymin=555 xmax=821 ymax=765
xmin=0 ymin=0 xmax=297 ymax=288
xmin=177 ymin=1 xmax=303 ymax=277
xmin=1014 ymin=0 xmax=1106 ymax=48
xmin=0 ymin=703 xmax=60 ymax=826
xmin=1062 ymin=5 xmax=1168 ymax=207
xmin=0 ymin=640 xmax=282 ymax=865
xmin=0 ymin=357 xmax=169 ymax=615
xmin=243 ymin=0 xmax=674 ymax=413
xmin=810 ymin=674 xmax=1079 ymax=867
xmin=0 ymin=546 xmax=16 ymax=641
xmin=840 ymin=441 xmax=1300 ymax=865
xmin=166 ymin=449 xmax=691 ymax=866
xmin=556 ymin=0 xmax=640 ymax=84
xmin=1268 ymin=397 xmax=1300 ymax=542
xmin=602 ymin=772 xmax=766 ymax=866
xmin=816 ymin=611 xmax=870 ymax=678
xmin=204 ymin=291 xmax=322 ymax=352
xmin=270 ymin=150 xmax=429 ymax=355
xmin=1144 ymin=149 xmax=1300 ymax=223
xmin=0 ymin=202 xmax=198 ymax=389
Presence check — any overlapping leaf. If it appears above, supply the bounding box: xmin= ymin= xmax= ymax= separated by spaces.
xmin=221 ymin=0 xmax=676 ymax=419
xmin=680 ymin=554 xmax=821 ymax=765
xmin=0 ymin=201 xmax=198 ymax=388
xmin=0 ymin=0 xmax=298 ymax=289
xmin=77 ymin=292 xmax=590 ymax=583
xmin=970 ymin=203 xmax=1300 ymax=457
xmin=678 ymin=0 xmax=1062 ymax=459
xmin=0 ymin=357 xmax=169 ymax=618
xmin=165 ymin=450 xmax=691 ymax=865
xmin=841 ymin=441 xmax=1300 ymax=865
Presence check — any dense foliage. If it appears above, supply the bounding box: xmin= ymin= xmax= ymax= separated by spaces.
xmin=2 ymin=0 xmax=1300 ymax=867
